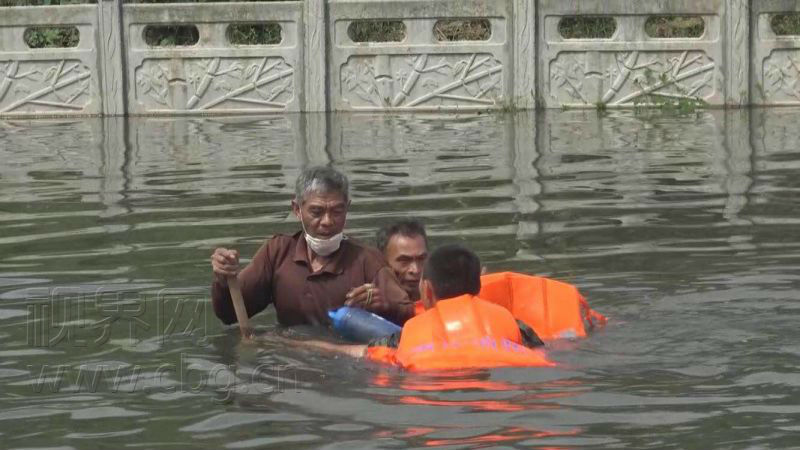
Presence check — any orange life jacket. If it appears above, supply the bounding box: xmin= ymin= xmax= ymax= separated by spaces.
xmin=367 ymin=294 xmax=553 ymax=371
xmin=478 ymin=272 xmax=607 ymax=341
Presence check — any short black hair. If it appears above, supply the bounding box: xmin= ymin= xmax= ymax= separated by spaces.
xmin=376 ymin=218 xmax=427 ymax=252
xmin=422 ymin=244 xmax=481 ymax=299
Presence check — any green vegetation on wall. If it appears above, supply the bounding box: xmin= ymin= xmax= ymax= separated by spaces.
xmin=24 ymin=26 xmax=80 ymax=48
xmin=434 ymin=19 xmax=491 ymax=41
xmin=2 ymin=2 xmax=800 ymax=51
xmin=559 ymin=16 xmax=617 ymax=39
xmin=644 ymin=16 xmax=705 ymax=38
xmin=1 ymin=0 xmax=90 ymax=4
xmin=228 ymin=23 xmax=282 ymax=46
xmin=348 ymin=21 xmax=406 ymax=43
xmin=143 ymin=25 xmax=199 ymax=47
xmin=771 ymin=13 xmax=800 ymax=36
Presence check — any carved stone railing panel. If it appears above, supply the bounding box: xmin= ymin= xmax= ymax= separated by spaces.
xmin=751 ymin=1 xmax=800 ymax=106
xmin=538 ymin=0 xmax=726 ymax=108
xmin=122 ymin=2 xmax=303 ymax=115
xmin=133 ymin=56 xmax=295 ymax=112
xmin=339 ymin=53 xmax=503 ymax=108
xmin=0 ymin=5 xmax=101 ymax=117
xmin=2 ymin=0 xmax=798 ymax=116
xmin=328 ymin=0 xmax=512 ymax=111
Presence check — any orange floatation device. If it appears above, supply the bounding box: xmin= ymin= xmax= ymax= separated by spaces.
xmin=367 ymin=294 xmax=553 ymax=371
xmin=478 ymin=272 xmax=607 ymax=341
xmin=371 ymin=272 xmax=606 ymax=371
xmin=412 ymin=272 xmax=607 ymax=341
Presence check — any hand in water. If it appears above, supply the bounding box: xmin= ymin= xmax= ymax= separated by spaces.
xmin=211 ymin=248 xmax=239 ymax=285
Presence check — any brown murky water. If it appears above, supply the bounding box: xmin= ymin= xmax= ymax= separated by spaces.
xmin=1 ymin=109 xmax=799 ymax=449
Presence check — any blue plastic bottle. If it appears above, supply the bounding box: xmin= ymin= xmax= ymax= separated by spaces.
xmin=328 ymin=306 xmax=402 ymax=343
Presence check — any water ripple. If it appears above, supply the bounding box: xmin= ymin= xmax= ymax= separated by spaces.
xmin=1 ymin=110 xmax=800 ymax=449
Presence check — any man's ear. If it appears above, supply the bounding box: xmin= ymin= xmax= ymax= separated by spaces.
xmin=291 ymin=200 xmax=301 ymax=219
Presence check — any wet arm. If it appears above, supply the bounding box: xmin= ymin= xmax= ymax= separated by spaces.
xmin=517 ymin=319 xmax=545 ymax=348
xmin=367 ymin=331 xmax=401 ymax=349
xmin=294 ymin=339 xmax=367 ymax=358
xmin=211 ymin=240 xmax=274 ymax=324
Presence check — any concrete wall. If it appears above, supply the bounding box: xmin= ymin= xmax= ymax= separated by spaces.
xmin=328 ymin=0 xmax=511 ymax=111
xmin=0 ymin=0 xmax=799 ymax=116
xmin=122 ymin=2 xmax=305 ymax=114
xmin=0 ymin=5 xmax=102 ymax=116
xmin=539 ymin=0 xmax=727 ymax=108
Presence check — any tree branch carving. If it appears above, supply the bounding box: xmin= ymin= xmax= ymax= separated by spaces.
xmin=136 ymin=57 xmax=295 ymax=111
xmin=550 ymin=51 xmax=717 ymax=107
xmin=763 ymin=51 xmax=800 ymax=102
xmin=0 ymin=59 xmax=92 ymax=113
xmin=341 ymin=53 xmax=503 ymax=109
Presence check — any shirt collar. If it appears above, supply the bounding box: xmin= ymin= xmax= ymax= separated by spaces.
xmin=292 ymin=230 xmax=347 ymax=275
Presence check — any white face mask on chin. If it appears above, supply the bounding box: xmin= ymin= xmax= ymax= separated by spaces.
xmin=301 ymin=222 xmax=345 ymax=256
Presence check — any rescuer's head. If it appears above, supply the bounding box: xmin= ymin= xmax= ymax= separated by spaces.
xmin=419 ymin=244 xmax=481 ymax=309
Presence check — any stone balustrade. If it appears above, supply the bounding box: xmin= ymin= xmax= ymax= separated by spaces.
xmin=0 ymin=0 xmax=799 ymax=116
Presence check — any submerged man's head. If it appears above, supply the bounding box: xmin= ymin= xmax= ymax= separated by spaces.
xmin=377 ymin=219 xmax=428 ymax=300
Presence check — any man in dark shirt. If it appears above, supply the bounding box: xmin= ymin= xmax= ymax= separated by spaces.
xmin=210 ymin=166 xmax=413 ymax=327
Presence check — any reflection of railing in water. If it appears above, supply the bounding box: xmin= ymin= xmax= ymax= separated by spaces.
xmin=3 ymin=109 xmax=786 ymax=267
xmin=6 ymin=107 xmax=800 ymax=282
xmin=3 ymin=1 xmax=800 ymax=116
xmin=530 ymin=109 xmax=762 ymax=278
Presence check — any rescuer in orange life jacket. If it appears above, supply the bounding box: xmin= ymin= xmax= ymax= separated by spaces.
xmin=291 ymin=244 xmax=553 ymax=370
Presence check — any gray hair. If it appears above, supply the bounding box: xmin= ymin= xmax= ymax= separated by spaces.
xmin=294 ymin=166 xmax=350 ymax=205
xmin=376 ymin=218 xmax=428 ymax=252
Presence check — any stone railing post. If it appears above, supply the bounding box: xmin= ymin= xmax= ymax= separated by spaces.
xmin=724 ymin=0 xmax=751 ymax=106
xmin=303 ymin=0 xmax=328 ymax=112
xmin=513 ymin=0 xmax=536 ymax=109
xmin=97 ymin=0 xmax=127 ymax=115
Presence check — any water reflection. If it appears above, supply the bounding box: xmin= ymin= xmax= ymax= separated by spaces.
xmin=1 ymin=108 xmax=800 ymax=449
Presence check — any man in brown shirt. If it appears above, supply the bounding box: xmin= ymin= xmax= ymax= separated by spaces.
xmin=210 ymin=167 xmax=413 ymax=327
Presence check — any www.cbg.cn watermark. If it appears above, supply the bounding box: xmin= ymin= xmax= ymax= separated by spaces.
xmin=17 ymin=287 xmax=300 ymax=400
xmin=26 ymin=354 xmax=300 ymax=400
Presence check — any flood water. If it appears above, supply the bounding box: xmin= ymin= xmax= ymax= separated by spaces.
xmin=1 ymin=108 xmax=799 ymax=449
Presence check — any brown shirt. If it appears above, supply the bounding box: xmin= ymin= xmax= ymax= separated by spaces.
xmin=211 ymin=231 xmax=413 ymax=326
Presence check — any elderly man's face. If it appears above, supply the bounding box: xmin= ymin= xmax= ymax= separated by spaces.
xmin=292 ymin=191 xmax=348 ymax=239
xmin=385 ymin=234 xmax=428 ymax=300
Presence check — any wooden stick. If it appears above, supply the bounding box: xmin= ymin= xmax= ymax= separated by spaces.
xmin=227 ymin=275 xmax=253 ymax=340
